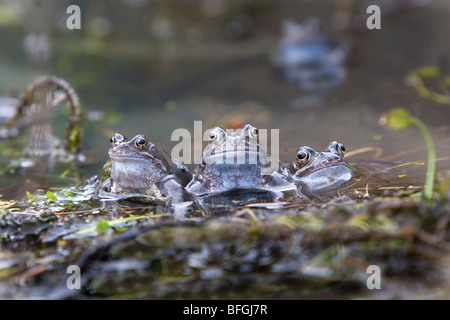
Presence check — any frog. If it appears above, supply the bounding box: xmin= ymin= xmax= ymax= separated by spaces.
xmin=185 ymin=124 xmax=297 ymax=198
xmin=286 ymin=141 xmax=353 ymax=195
xmin=271 ymin=17 xmax=350 ymax=109
xmin=98 ymin=133 xmax=192 ymax=205
xmin=272 ymin=17 xmax=349 ymax=91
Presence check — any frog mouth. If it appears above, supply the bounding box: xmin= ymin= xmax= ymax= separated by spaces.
xmin=111 ymin=154 xmax=154 ymax=159
xmin=203 ymin=140 xmax=270 ymax=164
xmin=204 ymin=150 xmax=268 ymax=165
xmin=109 ymin=149 xmax=157 ymax=161
xmin=296 ymin=157 xmax=349 ymax=177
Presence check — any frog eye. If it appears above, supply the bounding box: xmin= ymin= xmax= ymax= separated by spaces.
xmin=208 ymin=129 xmax=222 ymax=141
xmin=110 ymin=133 xmax=126 ymax=145
xmin=296 ymin=150 xmax=310 ymax=163
xmin=209 ymin=131 xmax=217 ymax=141
xmin=336 ymin=142 xmax=346 ymax=155
xmin=249 ymin=127 xmax=259 ymax=139
xmin=207 ymin=127 xmax=226 ymax=142
xmin=135 ymin=137 xmax=147 ymax=149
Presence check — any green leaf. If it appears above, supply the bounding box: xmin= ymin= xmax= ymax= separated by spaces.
xmin=26 ymin=191 xmax=36 ymax=200
xmin=96 ymin=219 xmax=110 ymax=234
xmin=46 ymin=191 xmax=58 ymax=200
xmin=379 ymin=108 xmax=412 ymax=130
xmin=414 ymin=66 xmax=440 ymax=79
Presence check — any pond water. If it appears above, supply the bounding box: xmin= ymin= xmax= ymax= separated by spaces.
xmin=1 ymin=0 xmax=450 ymax=184
xmin=0 ymin=0 xmax=450 ymax=300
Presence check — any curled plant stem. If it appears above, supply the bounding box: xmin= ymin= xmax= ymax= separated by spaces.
xmin=6 ymin=75 xmax=83 ymax=154
xmin=407 ymin=66 xmax=450 ymax=105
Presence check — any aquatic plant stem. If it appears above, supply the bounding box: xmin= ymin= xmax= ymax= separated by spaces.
xmin=409 ymin=117 xmax=436 ymax=202
xmin=379 ymin=108 xmax=436 ymax=203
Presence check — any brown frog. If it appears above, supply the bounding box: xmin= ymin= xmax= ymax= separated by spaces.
xmin=287 ymin=141 xmax=353 ymax=195
xmin=98 ymin=133 xmax=191 ymax=205
xmin=186 ymin=124 xmax=297 ymax=197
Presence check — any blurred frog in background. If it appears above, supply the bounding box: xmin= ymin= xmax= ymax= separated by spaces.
xmin=272 ymin=17 xmax=350 ymax=109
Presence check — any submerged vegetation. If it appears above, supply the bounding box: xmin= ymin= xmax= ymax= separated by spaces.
xmin=0 ymin=176 xmax=449 ymax=299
